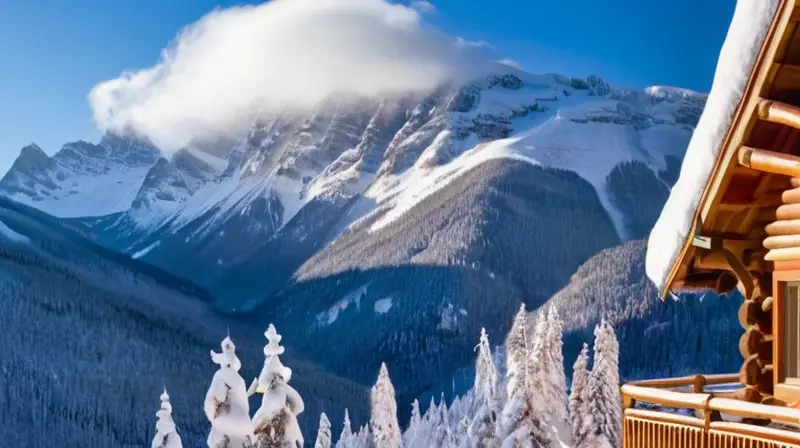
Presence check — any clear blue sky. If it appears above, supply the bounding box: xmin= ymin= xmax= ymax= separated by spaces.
xmin=0 ymin=0 xmax=735 ymax=175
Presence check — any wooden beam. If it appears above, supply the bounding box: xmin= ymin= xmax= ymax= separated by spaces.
xmin=672 ymin=272 xmax=739 ymax=294
xmin=757 ymin=99 xmax=800 ymax=129
xmin=738 ymin=146 xmax=800 ymax=177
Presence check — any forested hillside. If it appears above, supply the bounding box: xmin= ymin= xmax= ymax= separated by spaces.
xmin=0 ymin=202 xmax=369 ymax=447
xmin=545 ymin=240 xmax=743 ymax=382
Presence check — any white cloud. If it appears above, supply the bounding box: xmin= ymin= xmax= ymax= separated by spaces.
xmin=498 ymin=58 xmax=525 ymax=71
xmin=455 ymin=37 xmax=492 ymax=49
xmin=89 ymin=0 xmax=484 ymax=152
xmin=410 ymin=0 xmax=436 ymax=14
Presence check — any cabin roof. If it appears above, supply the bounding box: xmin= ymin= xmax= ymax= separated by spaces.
xmin=646 ymin=0 xmax=793 ymax=297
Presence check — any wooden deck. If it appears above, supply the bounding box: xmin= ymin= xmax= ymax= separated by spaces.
xmin=622 ymin=374 xmax=800 ymax=448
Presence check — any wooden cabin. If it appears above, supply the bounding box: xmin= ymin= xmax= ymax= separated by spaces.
xmin=623 ymin=0 xmax=800 ymax=446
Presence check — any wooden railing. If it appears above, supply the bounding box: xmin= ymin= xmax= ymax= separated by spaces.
xmin=622 ymin=374 xmax=800 ymax=448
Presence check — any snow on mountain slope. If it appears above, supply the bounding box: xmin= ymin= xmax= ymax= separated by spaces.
xmin=1 ymin=67 xmax=706 ymax=297
xmin=0 ymin=137 xmax=159 ymax=217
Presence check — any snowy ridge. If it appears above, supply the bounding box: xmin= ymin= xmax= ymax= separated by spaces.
xmin=646 ymin=0 xmax=779 ymax=292
xmin=1 ymin=65 xmax=706 ymax=275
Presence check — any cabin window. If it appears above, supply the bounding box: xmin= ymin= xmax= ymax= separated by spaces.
xmin=783 ymin=282 xmax=800 ymax=384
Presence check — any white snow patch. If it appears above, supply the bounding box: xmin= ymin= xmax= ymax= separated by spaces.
xmin=646 ymin=0 xmax=780 ymax=292
xmin=187 ymin=148 xmax=228 ymax=172
xmin=8 ymin=165 xmax=152 ymax=218
xmin=374 ymin=297 xmax=393 ymax=314
xmin=0 ymin=220 xmax=29 ymax=244
xmin=316 ymin=283 xmax=370 ymax=326
xmin=132 ymin=240 xmax=161 ymax=259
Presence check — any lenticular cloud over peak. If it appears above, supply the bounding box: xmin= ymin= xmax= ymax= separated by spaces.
xmin=89 ymin=0 xmax=480 ymax=152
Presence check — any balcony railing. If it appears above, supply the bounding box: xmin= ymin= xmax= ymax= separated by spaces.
xmin=621 ymin=374 xmax=800 ymax=448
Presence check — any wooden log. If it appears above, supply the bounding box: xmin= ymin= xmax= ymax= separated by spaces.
xmin=763 ymin=233 xmax=800 ymax=249
xmin=765 ymin=246 xmax=800 ymax=261
xmin=738 ymin=146 xmax=800 ymax=177
xmin=783 ymin=188 xmax=800 ymax=204
xmin=738 ymin=327 xmax=773 ymax=362
xmin=777 ymin=203 xmax=800 ymax=220
xmin=738 ymin=301 xmax=772 ymax=334
xmin=766 ymin=219 xmax=800 ymax=235
xmin=757 ymin=99 xmax=800 ymax=130
xmin=740 ymin=354 xmax=773 ymax=392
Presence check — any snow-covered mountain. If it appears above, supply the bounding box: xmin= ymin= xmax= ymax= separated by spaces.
xmin=0 ymin=66 xmax=706 ymax=408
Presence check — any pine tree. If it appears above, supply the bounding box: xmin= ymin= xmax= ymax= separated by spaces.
xmin=570 ymin=343 xmax=590 ymax=445
xmin=527 ymin=312 xmax=549 ymax=417
xmin=335 ymin=409 xmax=354 ymax=448
xmin=204 ymin=336 xmax=254 ymax=448
xmin=315 ymin=413 xmax=332 ymax=448
xmin=151 ymin=389 xmax=183 ymax=448
xmin=543 ymin=305 xmax=568 ymax=426
xmin=467 ymin=328 xmax=499 ymax=448
xmin=580 ymin=321 xmax=621 ymax=448
xmin=370 ymin=363 xmax=402 ymax=448
xmin=357 ymin=425 xmax=373 ymax=448
xmin=250 ymin=324 xmax=305 ymax=448
xmin=402 ymin=399 xmax=422 ymax=448
xmin=433 ymin=393 xmax=452 ymax=447
xmin=498 ymin=304 xmax=551 ymax=448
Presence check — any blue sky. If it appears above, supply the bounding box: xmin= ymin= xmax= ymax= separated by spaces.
xmin=0 ymin=0 xmax=734 ymax=174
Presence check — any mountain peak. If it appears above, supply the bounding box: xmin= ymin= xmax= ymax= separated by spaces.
xmin=8 ymin=143 xmax=53 ymax=175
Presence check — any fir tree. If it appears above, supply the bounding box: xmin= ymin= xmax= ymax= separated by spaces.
xmin=402 ymin=399 xmax=422 ymax=448
xmin=569 ymin=343 xmax=590 ymax=444
xmin=370 ymin=363 xmax=402 ymax=448
xmin=151 ymin=389 xmax=183 ymax=448
xmin=204 ymin=336 xmax=254 ymax=448
xmin=543 ymin=305 xmax=568 ymax=426
xmin=250 ymin=324 xmax=305 ymax=448
xmin=335 ymin=409 xmax=354 ymax=448
xmin=433 ymin=393 xmax=452 ymax=447
xmin=315 ymin=413 xmax=332 ymax=448
xmin=357 ymin=425 xmax=373 ymax=448
xmin=498 ymin=304 xmax=550 ymax=448
xmin=467 ymin=328 xmax=500 ymax=448
xmin=580 ymin=321 xmax=621 ymax=448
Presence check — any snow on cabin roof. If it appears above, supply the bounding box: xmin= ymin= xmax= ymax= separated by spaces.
xmin=645 ymin=0 xmax=781 ymax=295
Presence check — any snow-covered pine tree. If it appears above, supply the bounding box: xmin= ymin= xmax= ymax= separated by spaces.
xmin=357 ymin=425 xmax=373 ymax=448
xmin=151 ymin=389 xmax=183 ymax=448
xmin=498 ymin=304 xmax=550 ymax=448
xmin=315 ymin=413 xmax=332 ymax=448
xmin=569 ymin=343 xmax=590 ymax=444
xmin=370 ymin=363 xmax=402 ymax=448
xmin=204 ymin=336 xmax=254 ymax=448
xmin=250 ymin=324 xmax=305 ymax=448
xmin=335 ymin=409 xmax=354 ymax=448
xmin=527 ymin=311 xmax=549 ymax=415
xmin=467 ymin=328 xmax=500 ymax=448
xmin=543 ymin=306 xmax=568 ymax=426
xmin=425 ymin=396 xmax=439 ymax=426
xmin=433 ymin=393 xmax=452 ymax=447
xmin=402 ymin=399 xmax=422 ymax=448
xmin=580 ymin=321 xmax=621 ymax=448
